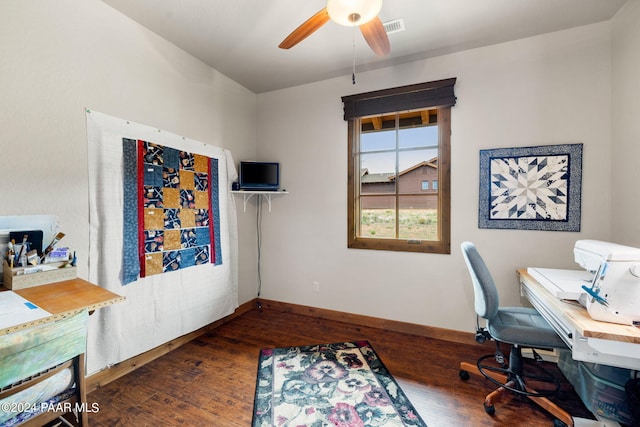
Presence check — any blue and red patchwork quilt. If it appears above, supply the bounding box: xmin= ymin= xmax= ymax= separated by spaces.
xmin=121 ymin=139 xmax=222 ymax=284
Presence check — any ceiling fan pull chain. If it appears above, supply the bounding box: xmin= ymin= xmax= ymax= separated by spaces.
xmin=352 ymin=21 xmax=357 ymax=84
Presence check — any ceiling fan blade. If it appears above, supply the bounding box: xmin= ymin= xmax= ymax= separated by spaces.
xmin=360 ymin=17 xmax=390 ymax=56
xmin=279 ymin=8 xmax=330 ymax=49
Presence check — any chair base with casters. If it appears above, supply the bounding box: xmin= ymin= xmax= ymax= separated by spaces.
xmin=459 ymin=343 xmax=574 ymax=426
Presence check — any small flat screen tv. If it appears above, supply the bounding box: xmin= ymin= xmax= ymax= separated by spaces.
xmin=239 ymin=161 xmax=280 ymax=191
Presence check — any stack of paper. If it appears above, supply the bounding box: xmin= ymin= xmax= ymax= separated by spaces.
xmin=0 ymin=291 xmax=51 ymax=330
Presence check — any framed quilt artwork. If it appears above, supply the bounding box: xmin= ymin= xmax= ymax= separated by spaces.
xmin=478 ymin=143 xmax=583 ymax=232
xmin=121 ymin=139 xmax=222 ymax=284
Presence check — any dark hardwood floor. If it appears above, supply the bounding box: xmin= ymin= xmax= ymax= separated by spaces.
xmin=87 ymin=307 xmax=592 ymax=426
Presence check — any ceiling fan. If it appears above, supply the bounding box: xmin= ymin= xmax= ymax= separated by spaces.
xmin=278 ymin=0 xmax=391 ymax=57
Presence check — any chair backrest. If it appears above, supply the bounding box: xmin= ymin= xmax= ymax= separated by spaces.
xmin=461 ymin=241 xmax=500 ymax=320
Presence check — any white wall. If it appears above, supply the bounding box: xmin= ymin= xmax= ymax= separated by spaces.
xmin=0 ymin=0 xmax=258 ymax=303
xmin=0 ymin=0 xmax=627 ymax=337
xmin=611 ymin=1 xmax=640 ymax=247
xmin=256 ymin=22 xmax=613 ymax=332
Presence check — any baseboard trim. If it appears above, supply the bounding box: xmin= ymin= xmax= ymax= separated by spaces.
xmin=87 ymin=298 xmax=478 ymax=392
xmin=86 ymin=299 xmax=257 ymax=393
xmin=258 ymin=299 xmax=478 ymax=347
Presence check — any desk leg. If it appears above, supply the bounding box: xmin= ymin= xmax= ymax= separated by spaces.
xmin=77 ymin=353 xmax=88 ymax=426
xmin=60 ymin=353 xmax=88 ymax=426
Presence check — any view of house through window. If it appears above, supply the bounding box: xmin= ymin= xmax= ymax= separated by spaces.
xmin=358 ymin=108 xmax=440 ymax=240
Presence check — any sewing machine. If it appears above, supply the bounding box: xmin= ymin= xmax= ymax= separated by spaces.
xmin=529 ymin=240 xmax=640 ymax=326
xmin=573 ymin=240 xmax=640 ymax=326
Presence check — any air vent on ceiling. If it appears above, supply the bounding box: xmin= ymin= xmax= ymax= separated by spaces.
xmin=383 ymin=18 xmax=405 ymax=34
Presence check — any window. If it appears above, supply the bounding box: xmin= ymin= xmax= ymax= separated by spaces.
xmin=343 ymin=79 xmax=456 ymax=254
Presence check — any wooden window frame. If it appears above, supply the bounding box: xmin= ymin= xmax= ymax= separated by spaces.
xmin=343 ymin=79 xmax=456 ymax=254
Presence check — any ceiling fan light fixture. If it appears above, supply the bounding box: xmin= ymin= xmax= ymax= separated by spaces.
xmin=327 ymin=0 xmax=383 ymax=27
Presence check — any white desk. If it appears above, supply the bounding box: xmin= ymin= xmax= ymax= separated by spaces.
xmin=519 ymin=269 xmax=640 ymax=371
xmin=519 ymin=269 xmax=640 ymax=427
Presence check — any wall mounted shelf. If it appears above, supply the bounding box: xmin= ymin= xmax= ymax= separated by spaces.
xmin=231 ymin=190 xmax=288 ymax=212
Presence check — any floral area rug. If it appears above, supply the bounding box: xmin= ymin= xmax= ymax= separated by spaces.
xmin=252 ymin=340 xmax=427 ymax=427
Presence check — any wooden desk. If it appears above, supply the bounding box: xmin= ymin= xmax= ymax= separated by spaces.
xmin=518 ymin=269 xmax=640 ymax=370
xmin=1 ymin=278 xmax=125 ymax=335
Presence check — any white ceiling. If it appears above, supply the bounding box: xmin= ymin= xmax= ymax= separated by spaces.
xmin=101 ymin=0 xmax=626 ymax=94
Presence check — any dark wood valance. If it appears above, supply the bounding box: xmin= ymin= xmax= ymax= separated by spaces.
xmin=341 ymin=77 xmax=457 ymax=120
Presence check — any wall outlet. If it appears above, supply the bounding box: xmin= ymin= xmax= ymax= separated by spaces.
xmin=312 ymin=281 xmax=320 ymax=292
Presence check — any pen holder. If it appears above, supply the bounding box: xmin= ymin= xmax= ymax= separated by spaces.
xmin=2 ymin=260 xmax=77 ymax=290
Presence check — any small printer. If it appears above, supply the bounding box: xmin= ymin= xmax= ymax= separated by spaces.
xmin=574 ymin=240 xmax=640 ymax=325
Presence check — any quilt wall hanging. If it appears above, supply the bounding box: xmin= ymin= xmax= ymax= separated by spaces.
xmin=478 ymin=143 xmax=583 ymax=232
xmin=86 ymin=109 xmax=238 ymax=375
xmin=122 ymin=138 xmax=222 ymax=284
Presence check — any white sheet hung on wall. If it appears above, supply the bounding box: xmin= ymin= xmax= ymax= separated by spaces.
xmin=85 ymin=109 xmax=239 ymax=374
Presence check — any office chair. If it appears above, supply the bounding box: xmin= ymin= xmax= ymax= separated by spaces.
xmin=458 ymin=241 xmax=574 ymax=426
